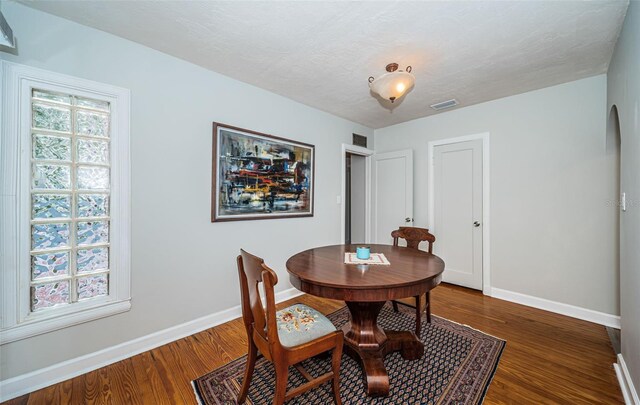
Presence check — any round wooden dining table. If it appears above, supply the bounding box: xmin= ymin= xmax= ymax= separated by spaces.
xmin=286 ymin=244 xmax=444 ymax=397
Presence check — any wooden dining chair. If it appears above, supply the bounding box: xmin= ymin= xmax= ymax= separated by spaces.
xmin=236 ymin=249 xmax=344 ymax=405
xmin=390 ymin=227 xmax=436 ymax=337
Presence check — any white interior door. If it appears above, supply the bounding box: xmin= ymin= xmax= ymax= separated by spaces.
xmin=433 ymin=140 xmax=483 ymax=290
xmin=374 ymin=150 xmax=413 ymax=244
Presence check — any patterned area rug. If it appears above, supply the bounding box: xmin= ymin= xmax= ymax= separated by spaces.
xmin=192 ymin=304 xmax=505 ymax=404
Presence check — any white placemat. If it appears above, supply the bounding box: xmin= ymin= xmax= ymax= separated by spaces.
xmin=344 ymin=252 xmax=390 ymax=265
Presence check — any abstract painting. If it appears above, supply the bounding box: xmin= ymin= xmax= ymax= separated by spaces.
xmin=211 ymin=123 xmax=314 ymax=222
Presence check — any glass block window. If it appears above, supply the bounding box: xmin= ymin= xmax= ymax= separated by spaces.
xmin=30 ymin=89 xmax=111 ymax=312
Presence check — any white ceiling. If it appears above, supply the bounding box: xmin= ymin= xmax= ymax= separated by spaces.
xmin=20 ymin=1 xmax=628 ymax=129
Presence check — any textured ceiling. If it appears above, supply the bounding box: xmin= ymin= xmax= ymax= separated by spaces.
xmin=19 ymin=1 xmax=628 ymax=129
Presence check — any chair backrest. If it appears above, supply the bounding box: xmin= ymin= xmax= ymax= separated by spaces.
xmin=391 ymin=226 xmax=436 ymax=253
xmin=237 ymin=249 xmax=280 ymax=347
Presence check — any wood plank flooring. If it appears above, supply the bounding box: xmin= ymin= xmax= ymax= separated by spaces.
xmin=3 ymin=284 xmax=623 ymax=404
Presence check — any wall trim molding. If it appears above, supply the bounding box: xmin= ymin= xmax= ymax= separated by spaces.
xmin=491 ymin=287 xmax=621 ymax=328
xmin=0 ymin=287 xmax=304 ymax=402
xmin=615 ymin=354 xmax=640 ymax=405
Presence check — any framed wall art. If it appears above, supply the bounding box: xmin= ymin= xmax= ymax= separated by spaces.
xmin=211 ymin=123 xmax=315 ymax=222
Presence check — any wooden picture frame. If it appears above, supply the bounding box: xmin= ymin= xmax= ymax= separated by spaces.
xmin=211 ymin=123 xmax=315 ymax=222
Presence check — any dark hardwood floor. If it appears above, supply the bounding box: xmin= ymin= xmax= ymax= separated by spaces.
xmin=3 ymin=283 xmax=623 ymax=404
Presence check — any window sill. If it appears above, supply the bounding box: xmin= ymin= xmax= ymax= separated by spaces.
xmin=0 ymin=299 xmax=131 ymax=345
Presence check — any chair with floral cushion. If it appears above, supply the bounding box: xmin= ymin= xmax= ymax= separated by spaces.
xmin=390 ymin=227 xmax=436 ymax=337
xmin=236 ymin=249 xmax=344 ymax=405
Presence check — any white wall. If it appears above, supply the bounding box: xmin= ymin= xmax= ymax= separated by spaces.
xmin=0 ymin=2 xmax=372 ymax=380
xmin=607 ymin=0 xmax=640 ymax=393
xmin=375 ymin=75 xmax=619 ymax=316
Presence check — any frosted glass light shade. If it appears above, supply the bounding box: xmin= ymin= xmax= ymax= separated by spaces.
xmin=369 ymin=70 xmax=415 ymax=102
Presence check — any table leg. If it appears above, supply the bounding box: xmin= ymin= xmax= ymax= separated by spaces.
xmin=342 ymin=301 xmax=425 ymax=397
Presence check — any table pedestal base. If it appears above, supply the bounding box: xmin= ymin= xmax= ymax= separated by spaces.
xmin=341 ymin=301 xmax=424 ymax=397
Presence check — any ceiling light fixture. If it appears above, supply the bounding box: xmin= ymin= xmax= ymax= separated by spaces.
xmin=368 ymin=63 xmax=415 ymax=103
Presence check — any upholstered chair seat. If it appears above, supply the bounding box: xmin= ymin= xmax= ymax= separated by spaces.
xmin=276 ymin=304 xmax=337 ymax=348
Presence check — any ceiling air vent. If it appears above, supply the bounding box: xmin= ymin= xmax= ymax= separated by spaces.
xmin=352 ymin=133 xmax=367 ymax=148
xmin=430 ymin=99 xmax=458 ymax=111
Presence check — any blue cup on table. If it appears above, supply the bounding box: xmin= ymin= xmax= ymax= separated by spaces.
xmin=356 ymin=246 xmax=370 ymax=260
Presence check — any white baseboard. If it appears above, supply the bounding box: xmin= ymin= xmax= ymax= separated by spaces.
xmin=615 ymin=354 xmax=640 ymax=405
xmin=0 ymin=287 xmax=304 ymax=402
xmin=490 ymin=287 xmax=621 ymax=328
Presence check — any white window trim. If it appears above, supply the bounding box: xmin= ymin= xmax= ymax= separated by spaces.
xmin=0 ymin=61 xmax=131 ymax=344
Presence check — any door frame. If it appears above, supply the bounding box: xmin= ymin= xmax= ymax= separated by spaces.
xmin=341 ymin=144 xmax=374 ymax=244
xmin=427 ymin=132 xmax=491 ymax=295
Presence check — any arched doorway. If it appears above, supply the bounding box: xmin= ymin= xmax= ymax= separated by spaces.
xmin=606 ymin=105 xmax=622 ymax=354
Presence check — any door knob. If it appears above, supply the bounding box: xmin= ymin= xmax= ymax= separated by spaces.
xmin=405 ymin=217 xmax=413 ymax=223
xmin=473 ymin=221 xmax=481 ymax=227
